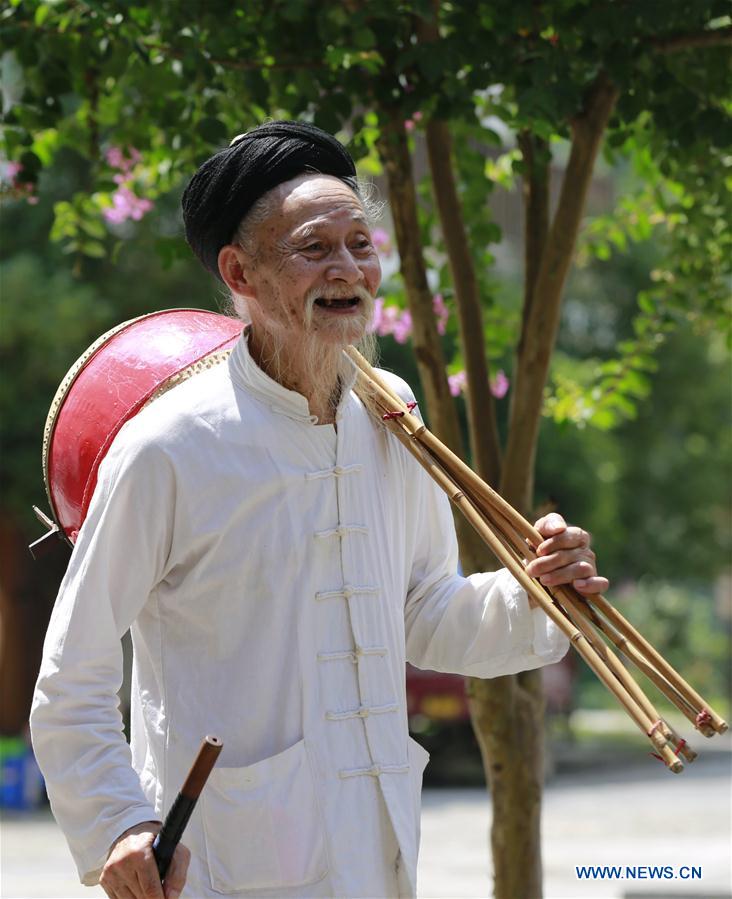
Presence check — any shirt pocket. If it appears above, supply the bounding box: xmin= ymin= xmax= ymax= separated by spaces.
xmin=200 ymin=738 xmax=329 ymax=893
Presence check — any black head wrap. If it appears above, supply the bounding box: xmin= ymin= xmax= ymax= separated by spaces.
xmin=181 ymin=120 xmax=358 ymax=280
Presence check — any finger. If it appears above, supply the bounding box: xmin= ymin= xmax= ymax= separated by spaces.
xmin=525 ymin=549 xmax=594 ymax=578
xmin=536 ymin=526 xmax=590 ymax=556
xmin=136 ymin=859 xmax=165 ymax=899
xmin=101 ymin=864 xmax=144 ymax=899
xmin=537 ymin=560 xmax=596 ymax=587
xmin=533 ymin=513 xmax=567 ymax=538
xmin=573 ymin=576 xmax=610 ymax=595
xmin=101 ymin=879 xmax=136 ymax=899
xmin=163 ymin=844 xmax=191 ymax=899
xmin=117 ymin=887 xmax=139 ymax=899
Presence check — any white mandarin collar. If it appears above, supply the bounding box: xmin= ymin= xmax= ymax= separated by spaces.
xmin=228 ymin=326 xmax=358 ymax=424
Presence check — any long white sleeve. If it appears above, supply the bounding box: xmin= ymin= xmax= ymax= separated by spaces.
xmin=30 ymin=430 xmax=176 ymax=884
xmin=402 ymin=439 xmax=569 ymax=677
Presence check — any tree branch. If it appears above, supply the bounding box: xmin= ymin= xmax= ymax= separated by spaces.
xmin=139 ymin=39 xmax=326 ymax=72
xmin=375 ymin=111 xmax=464 ymax=454
xmin=501 ymin=71 xmax=619 ymax=512
xmin=425 ymin=119 xmax=503 ymax=488
xmin=376 ymin=110 xmax=491 ymax=569
xmin=515 ymin=131 xmax=550 ymax=364
xmin=649 ymin=25 xmax=732 ymax=53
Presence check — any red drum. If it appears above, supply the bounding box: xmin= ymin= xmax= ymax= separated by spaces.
xmin=42 ymin=309 xmax=242 ymax=544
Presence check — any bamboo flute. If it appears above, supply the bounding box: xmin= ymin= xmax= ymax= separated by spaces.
xmin=478 ymin=486 xmax=717 ymax=738
xmin=476 ymin=499 xmax=693 ymax=757
xmin=582 ymin=592 xmax=726 ymax=734
xmin=347 ymin=347 xmax=727 ymax=769
xmin=360 ymin=382 xmax=683 ymax=769
xmin=463 ymin=487 xmax=698 ymax=760
xmin=349 ymin=348 xmax=725 ymax=723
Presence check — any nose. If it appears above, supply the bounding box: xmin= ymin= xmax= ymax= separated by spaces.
xmin=325 ymin=245 xmax=364 ymax=285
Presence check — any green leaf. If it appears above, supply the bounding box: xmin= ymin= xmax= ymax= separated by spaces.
xmin=79 ymin=240 xmax=106 ymax=258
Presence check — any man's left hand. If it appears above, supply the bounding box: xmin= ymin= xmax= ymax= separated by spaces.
xmin=525 ymin=513 xmax=609 ymax=596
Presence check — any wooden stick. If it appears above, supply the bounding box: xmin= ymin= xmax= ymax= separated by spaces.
xmin=348 ymin=349 xmax=726 ymax=737
xmin=153 ymin=736 xmax=223 ymax=880
xmin=481 ymin=500 xmax=697 ymax=762
xmin=348 ymin=349 xmax=727 ymax=766
xmin=369 ymin=400 xmax=682 ymax=770
xmin=583 ymin=592 xmax=727 ymax=735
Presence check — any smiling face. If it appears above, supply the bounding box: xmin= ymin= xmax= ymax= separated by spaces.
xmin=220 ymin=174 xmax=382 ymax=349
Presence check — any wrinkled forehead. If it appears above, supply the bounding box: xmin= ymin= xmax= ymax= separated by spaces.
xmin=271 ymin=173 xmax=366 ymax=230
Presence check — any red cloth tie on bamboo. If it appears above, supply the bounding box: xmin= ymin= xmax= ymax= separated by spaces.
xmin=382 ymin=401 xmax=417 ymax=421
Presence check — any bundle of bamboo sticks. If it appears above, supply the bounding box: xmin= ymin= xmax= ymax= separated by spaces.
xmin=347 ymin=347 xmax=728 ymax=772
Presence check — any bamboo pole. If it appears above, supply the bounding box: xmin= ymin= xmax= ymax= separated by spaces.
xmin=347 ymin=347 xmax=728 ymax=768
xmin=583 ymin=592 xmax=727 ymax=735
xmin=348 ymin=348 xmax=727 ymax=735
xmin=475 ymin=497 xmax=697 ymax=763
xmin=363 ymin=386 xmax=682 ymax=770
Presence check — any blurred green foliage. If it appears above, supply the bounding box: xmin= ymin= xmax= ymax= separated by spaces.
xmin=1 ymin=0 xmax=729 ymax=705
xmin=576 ymin=580 xmax=730 ymax=714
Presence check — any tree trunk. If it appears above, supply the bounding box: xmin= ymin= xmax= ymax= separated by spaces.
xmin=376 ymin=109 xmax=487 ymax=565
xmin=376 ymin=112 xmax=463 ymax=452
xmin=501 ymin=73 xmax=619 ymax=509
xmin=378 ymin=62 xmax=618 ymax=899
xmin=467 ymin=668 xmax=545 ymax=898
xmin=425 ymin=118 xmax=502 ymax=490
xmin=463 ymin=130 xmax=552 ymax=899
xmin=425 ymin=117 xmax=551 ymax=897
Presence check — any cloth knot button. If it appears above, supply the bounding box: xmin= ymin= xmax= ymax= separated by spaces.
xmin=314 ymin=524 xmax=368 ymax=540
xmin=305 ymin=464 xmax=363 ymax=480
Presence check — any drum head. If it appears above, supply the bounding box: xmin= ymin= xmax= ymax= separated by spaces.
xmin=43 ymin=308 xmax=242 ymax=543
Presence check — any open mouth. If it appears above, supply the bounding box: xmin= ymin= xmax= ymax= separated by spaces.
xmin=314 ymin=296 xmax=360 ymax=309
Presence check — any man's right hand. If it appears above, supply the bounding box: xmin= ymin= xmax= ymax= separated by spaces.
xmin=100 ymin=822 xmax=190 ymax=899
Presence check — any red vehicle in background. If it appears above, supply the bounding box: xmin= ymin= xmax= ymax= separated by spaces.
xmin=406 ymin=653 xmax=576 ymax=767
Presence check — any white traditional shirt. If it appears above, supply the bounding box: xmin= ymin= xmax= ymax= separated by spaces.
xmin=31 ymin=329 xmax=568 ymax=898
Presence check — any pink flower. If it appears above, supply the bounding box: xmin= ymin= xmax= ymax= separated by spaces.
xmin=490 ymin=369 xmax=509 ymax=399
xmin=370 ymin=301 xmax=413 ymax=343
xmin=412 ymin=111 xmax=423 ymax=122
xmin=4 ymin=160 xmax=22 ymax=180
xmin=105 ymin=146 xmax=125 ymax=169
xmin=433 ymin=293 xmax=449 ymax=335
xmin=106 ymin=145 xmax=142 ymax=174
xmin=378 ymin=304 xmax=400 ymax=336
xmin=404 ymin=119 xmax=415 ymax=133
xmin=448 ymin=371 xmax=467 ymax=397
xmin=103 ymin=186 xmax=153 ymax=224
xmin=392 ymin=309 xmax=412 ymax=344
xmin=103 ymin=146 xmax=153 ymax=224
xmin=371 ymin=227 xmax=391 ymax=254
xmin=368 ymin=297 xmax=385 ymax=333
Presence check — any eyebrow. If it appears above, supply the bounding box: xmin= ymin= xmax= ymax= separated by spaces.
xmin=292 ymin=213 xmax=370 ymax=240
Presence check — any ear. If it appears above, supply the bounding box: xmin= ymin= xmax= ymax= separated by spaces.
xmin=218 ymin=244 xmax=257 ymax=300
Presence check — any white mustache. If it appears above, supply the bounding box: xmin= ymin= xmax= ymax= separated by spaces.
xmin=305 ymin=284 xmax=375 ymax=304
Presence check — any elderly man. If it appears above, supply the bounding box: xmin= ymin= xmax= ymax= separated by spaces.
xmin=31 ymin=121 xmax=607 ymax=899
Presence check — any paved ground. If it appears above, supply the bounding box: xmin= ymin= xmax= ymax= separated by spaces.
xmin=2 ymin=742 xmax=730 ymax=899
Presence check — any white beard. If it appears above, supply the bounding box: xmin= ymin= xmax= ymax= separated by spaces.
xmin=241 ymin=284 xmax=378 ymax=421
